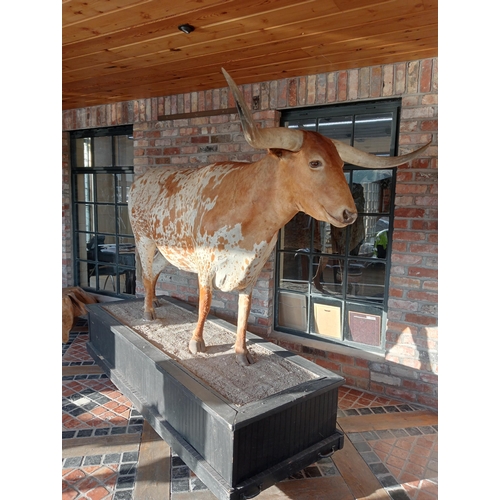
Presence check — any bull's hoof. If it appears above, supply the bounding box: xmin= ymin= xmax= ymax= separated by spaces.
xmin=189 ymin=338 xmax=206 ymax=355
xmin=144 ymin=310 xmax=156 ymax=321
xmin=236 ymin=352 xmax=254 ymax=367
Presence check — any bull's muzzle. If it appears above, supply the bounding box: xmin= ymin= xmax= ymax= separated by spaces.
xmin=342 ymin=209 xmax=357 ymax=225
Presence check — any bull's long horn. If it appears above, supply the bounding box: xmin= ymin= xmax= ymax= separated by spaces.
xmin=222 ymin=68 xmax=303 ymax=151
xmin=332 ymin=139 xmax=431 ymax=168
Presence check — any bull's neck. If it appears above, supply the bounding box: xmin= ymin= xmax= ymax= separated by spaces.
xmin=241 ymin=158 xmax=297 ymax=238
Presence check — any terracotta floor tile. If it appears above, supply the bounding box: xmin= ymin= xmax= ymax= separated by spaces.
xmin=386 ymin=455 xmax=406 ymax=469
xmin=63 ymin=330 xmax=437 ymax=500
xmin=86 ymin=485 xmax=112 ymax=500
xmin=61 ymin=485 xmax=79 ymax=500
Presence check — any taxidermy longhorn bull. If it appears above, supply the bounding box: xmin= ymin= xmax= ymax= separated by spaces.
xmin=129 ymin=68 xmax=430 ymax=366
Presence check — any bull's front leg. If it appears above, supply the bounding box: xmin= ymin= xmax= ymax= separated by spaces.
xmin=189 ymin=280 xmax=212 ymax=355
xmin=136 ymin=237 xmax=158 ymax=321
xmin=235 ymin=291 xmax=254 ymax=366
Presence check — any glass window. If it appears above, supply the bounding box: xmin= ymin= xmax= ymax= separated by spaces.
xmin=275 ymin=100 xmax=400 ymax=352
xmin=70 ymin=126 xmax=136 ymax=296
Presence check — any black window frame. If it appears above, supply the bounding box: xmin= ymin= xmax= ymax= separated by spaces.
xmin=275 ymin=99 xmax=402 ymax=354
xmin=70 ymin=125 xmax=136 ymax=297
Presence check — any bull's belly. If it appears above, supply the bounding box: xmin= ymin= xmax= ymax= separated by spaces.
xmin=157 ymin=246 xmax=198 ymax=274
xmin=157 ymin=242 xmax=273 ymax=292
xmin=204 ymin=246 xmax=271 ymax=292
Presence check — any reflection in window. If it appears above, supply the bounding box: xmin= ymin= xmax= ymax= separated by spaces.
xmin=276 ymin=100 xmax=400 ymax=352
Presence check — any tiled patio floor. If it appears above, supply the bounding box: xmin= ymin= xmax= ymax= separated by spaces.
xmin=62 ymin=319 xmax=438 ymax=500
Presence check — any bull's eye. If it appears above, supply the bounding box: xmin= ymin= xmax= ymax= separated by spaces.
xmin=309 ymin=160 xmax=323 ymax=169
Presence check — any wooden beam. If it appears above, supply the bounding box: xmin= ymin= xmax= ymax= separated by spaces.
xmin=62 ymin=433 xmax=141 ymax=458
xmin=337 ymin=410 xmax=438 ymax=434
xmin=134 ymin=421 xmax=172 ymax=500
xmin=62 ymin=365 xmax=104 ymax=376
xmin=333 ymin=436 xmax=392 ymax=500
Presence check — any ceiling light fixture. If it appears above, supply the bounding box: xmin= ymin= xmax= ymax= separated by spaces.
xmin=178 ymin=24 xmax=195 ymax=34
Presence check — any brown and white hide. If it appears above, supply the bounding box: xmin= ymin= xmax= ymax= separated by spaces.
xmin=62 ymin=287 xmax=98 ymax=343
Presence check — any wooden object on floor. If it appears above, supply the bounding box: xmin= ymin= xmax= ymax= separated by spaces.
xmin=134 ymin=421 xmax=172 ymax=500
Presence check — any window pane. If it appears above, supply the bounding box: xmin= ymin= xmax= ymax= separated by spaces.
xmin=77 ymin=204 xmax=94 ymax=233
xmin=118 ymin=236 xmax=135 ymax=248
xmin=75 ymin=173 xmax=94 ymax=202
xmin=281 ymin=213 xmax=312 ymax=251
xmin=356 ymin=215 xmax=390 ymax=258
xmin=78 ymin=261 xmax=91 ymax=288
xmin=117 ymin=205 xmax=132 ymax=235
xmin=353 ymin=169 xmax=393 ymax=214
xmin=94 ymin=136 xmax=112 ymax=166
xmin=346 ymin=260 xmax=386 ymax=302
xmin=346 ymin=306 xmax=383 ymax=347
xmin=311 ymin=299 xmax=343 ymax=339
xmin=115 ymin=134 xmax=134 ymax=166
xmin=310 ymin=254 xmax=343 ymax=297
xmin=315 ymin=221 xmax=365 ymax=257
xmin=96 ymin=174 xmax=115 ymax=203
xmin=74 ymin=138 xmax=92 ymax=167
xmin=278 ymin=252 xmax=309 ymax=294
xmin=277 ymin=291 xmax=308 ymax=331
xmin=97 ymin=205 xmax=116 ymax=233
xmin=285 ymin=118 xmax=316 ymax=130
xmin=116 ymin=173 xmax=134 ymax=203
xmin=319 ymin=115 xmax=353 ymax=143
xmin=353 ymin=112 xmax=393 ymax=154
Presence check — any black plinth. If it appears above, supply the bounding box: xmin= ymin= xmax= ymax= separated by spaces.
xmin=86 ymin=297 xmax=344 ymax=500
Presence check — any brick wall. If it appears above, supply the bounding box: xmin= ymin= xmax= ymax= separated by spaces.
xmin=62 ymin=132 xmax=72 ymax=287
xmin=62 ymin=58 xmax=438 ymax=409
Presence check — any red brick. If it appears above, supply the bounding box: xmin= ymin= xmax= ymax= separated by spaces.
xmin=405 ymin=313 xmax=437 ymax=326
xmin=411 ymin=220 xmax=437 ymax=231
xmin=419 ymin=59 xmax=433 ymax=93
xmin=396 ymin=171 xmax=414 ymax=182
xmin=307 ymin=74 xmax=316 ymax=105
xmin=421 ymin=119 xmax=438 ymax=131
xmin=326 ymin=351 xmax=355 ymax=365
xmin=316 ymin=358 xmax=341 ymax=372
xmin=409 ymin=243 xmax=437 ymax=254
xmin=408 ymin=267 xmax=438 ymax=279
xmin=370 ymin=66 xmax=382 ymax=97
xmin=389 ymin=287 xmax=404 ymax=298
xmin=343 ymin=365 xmax=370 ymax=379
xmin=390 ymin=277 xmax=422 ymax=289
xmin=391 ymin=253 xmax=423 ymax=265
xmin=338 ymin=71 xmax=347 ymax=101
xmin=162 ymin=147 xmax=180 ymax=155
xmin=386 ymin=387 xmax=418 ymax=403
xmin=391 ymin=233 xmax=407 ymax=246
xmin=393 ymin=220 xmax=410 ymax=231
xmin=394 ymin=208 xmax=426 ymax=218
xmin=416 ymin=393 xmax=438 ymax=409
xmin=393 ymin=231 xmax=426 ymax=242
xmin=415 ymin=195 xmax=438 ymax=206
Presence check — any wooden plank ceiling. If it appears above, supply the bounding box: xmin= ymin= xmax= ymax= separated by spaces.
xmin=62 ymin=0 xmax=438 ymax=110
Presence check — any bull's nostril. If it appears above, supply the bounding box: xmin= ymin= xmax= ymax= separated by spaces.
xmin=343 ymin=209 xmax=357 ymax=223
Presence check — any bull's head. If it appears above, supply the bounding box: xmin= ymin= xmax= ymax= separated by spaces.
xmin=222 ymin=68 xmax=430 ymax=228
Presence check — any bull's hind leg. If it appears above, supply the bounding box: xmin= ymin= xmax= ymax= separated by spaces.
xmin=151 ymin=251 xmax=168 ymax=307
xmin=136 ymin=237 xmax=159 ymax=320
xmin=235 ymin=291 xmax=255 ymax=366
xmin=189 ymin=280 xmax=211 ymax=355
